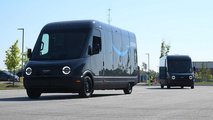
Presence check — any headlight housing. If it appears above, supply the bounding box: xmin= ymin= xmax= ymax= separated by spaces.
xmin=25 ymin=67 xmax=32 ymax=76
xmin=189 ymin=76 xmax=193 ymax=80
xmin=62 ymin=66 xmax=71 ymax=75
xmin=171 ymin=76 xmax=175 ymax=80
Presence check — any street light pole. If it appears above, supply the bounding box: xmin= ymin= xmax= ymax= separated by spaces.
xmin=17 ymin=28 xmax=24 ymax=77
xmin=146 ymin=53 xmax=150 ymax=72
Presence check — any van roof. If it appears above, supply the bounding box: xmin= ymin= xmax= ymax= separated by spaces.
xmin=167 ymin=55 xmax=191 ymax=60
xmin=41 ymin=20 xmax=135 ymax=36
xmin=43 ymin=20 xmax=98 ymax=30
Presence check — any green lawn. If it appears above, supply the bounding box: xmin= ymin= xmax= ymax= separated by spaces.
xmin=195 ymin=81 xmax=213 ymax=86
xmin=0 ymin=82 xmax=24 ymax=90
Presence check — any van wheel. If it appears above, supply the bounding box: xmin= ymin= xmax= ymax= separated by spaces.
xmin=181 ymin=86 xmax=184 ymax=89
xmin=26 ymin=89 xmax=41 ymax=99
xmin=123 ymin=83 xmax=133 ymax=94
xmin=79 ymin=76 xmax=94 ymax=98
xmin=161 ymin=85 xmax=164 ymax=89
xmin=191 ymin=85 xmax=194 ymax=89
xmin=167 ymin=85 xmax=170 ymax=89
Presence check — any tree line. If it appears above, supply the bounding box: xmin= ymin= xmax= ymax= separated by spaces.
xmin=3 ymin=40 xmax=213 ymax=83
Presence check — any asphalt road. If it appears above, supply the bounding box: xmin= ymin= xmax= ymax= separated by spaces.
xmin=0 ymin=85 xmax=213 ymax=120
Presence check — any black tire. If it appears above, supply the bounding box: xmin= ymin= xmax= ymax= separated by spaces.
xmin=161 ymin=85 xmax=164 ymax=89
xmin=26 ymin=89 xmax=41 ymax=99
xmin=79 ymin=76 xmax=94 ymax=98
xmin=181 ymin=86 xmax=184 ymax=89
xmin=123 ymin=83 xmax=133 ymax=94
xmin=167 ymin=85 xmax=171 ymax=89
xmin=191 ymin=82 xmax=194 ymax=89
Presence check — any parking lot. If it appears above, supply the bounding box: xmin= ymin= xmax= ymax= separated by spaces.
xmin=0 ymin=85 xmax=213 ymax=120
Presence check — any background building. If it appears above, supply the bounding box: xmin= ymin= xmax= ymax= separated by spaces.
xmin=193 ymin=61 xmax=213 ymax=74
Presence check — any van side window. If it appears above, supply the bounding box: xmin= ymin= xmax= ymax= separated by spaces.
xmin=92 ymin=36 xmax=101 ymax=54
xmin=92 ymin=29 xmax=102 ymax=54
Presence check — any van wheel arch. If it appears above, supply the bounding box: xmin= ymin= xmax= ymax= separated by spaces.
xmin=79 ymin=72 xmax=94 ymax=98
xmin=82 ymin=71 xmax=94 ymax=87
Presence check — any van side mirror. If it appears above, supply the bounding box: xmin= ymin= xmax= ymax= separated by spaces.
xmin=27 ymin=49 xmax=32 ymax=58
xmin=193 ymin=66 xmax=196 ymax=72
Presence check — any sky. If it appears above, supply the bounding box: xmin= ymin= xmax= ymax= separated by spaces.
xmin=0 ymin=0 xmax=213 ymax=71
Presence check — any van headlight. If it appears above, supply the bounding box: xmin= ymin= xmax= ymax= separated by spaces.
xmin=172 ymin=76 xmax=175 ymax=80
xmin=189 ymin=76 xmax=193 ymax=80
xmin=26 ymin=67 xmax=32 ymax=76
xmin=62 ymin=66 xmax=71 ymax=75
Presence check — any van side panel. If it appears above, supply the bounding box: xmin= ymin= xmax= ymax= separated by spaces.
xmin=92 ymin=23 xmax=138 ymax=90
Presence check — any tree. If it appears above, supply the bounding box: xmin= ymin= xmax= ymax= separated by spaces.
xmin=141 ymin=62 xmax=147 ymax=71
xmin=160 ymin=40 xmax=170 ymax=58
xmin=4 ymin=40 xmax=21 ymax=86
xmin=206 ymin=69 xmax=212 ymax=81
xmin=195 ymin=63 xmax=213 ymax=82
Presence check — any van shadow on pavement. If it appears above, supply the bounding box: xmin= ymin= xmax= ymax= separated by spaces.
xmin=0 ymin=93 xmax=123 ymax=102
xmin=146 ymin=86 xmax=192 ymax=90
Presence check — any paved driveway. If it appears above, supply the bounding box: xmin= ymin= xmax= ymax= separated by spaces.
xmin=0 ymin=86 xmax=213 ymax=120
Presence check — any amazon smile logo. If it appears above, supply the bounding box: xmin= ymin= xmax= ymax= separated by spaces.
xmin=112 ymin=45 xmax=129 ymax=57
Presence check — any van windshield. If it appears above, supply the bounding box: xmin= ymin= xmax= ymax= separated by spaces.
xmin=31 ymin=29 xmax=90 ymax=60
xmin=168 ymin=60 xmax=192 ymax=73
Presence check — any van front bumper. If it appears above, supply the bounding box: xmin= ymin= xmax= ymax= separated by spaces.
xmin=24 ymin=76 xmax=82 ymax=93
xmin=167 ymin=79 xmax=194 ymax=86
